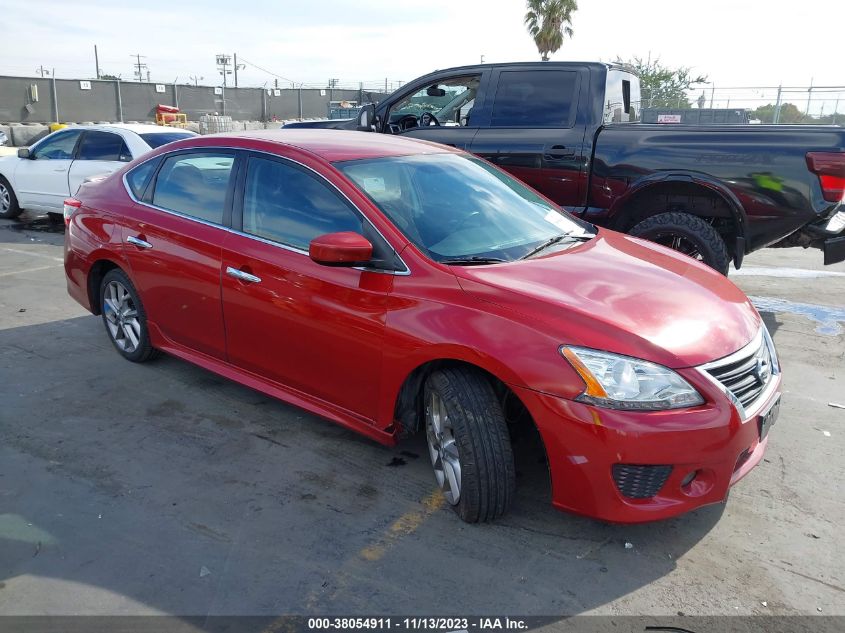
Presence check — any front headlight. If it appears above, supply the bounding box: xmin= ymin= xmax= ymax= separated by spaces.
xmin=560 ymin=346 xmax=704 ymax=411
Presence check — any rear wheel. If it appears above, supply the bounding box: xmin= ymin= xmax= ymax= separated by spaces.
xmin=629 ymin=211 xmax=730 ymax=275
xmin=99 ymin=269 xmax=158 ymax=363
xmin=0 ymin=176 xmax=22 ymax=219
xmin=424 ymin=368 xmax=515 ymax=523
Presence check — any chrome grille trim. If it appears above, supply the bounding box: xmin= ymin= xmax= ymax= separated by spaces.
xmin=697 ymin=327 xmax=780 ymax=421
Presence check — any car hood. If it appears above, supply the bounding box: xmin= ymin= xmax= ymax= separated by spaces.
xmin=452 ymin=229 xmax=760 ymax=369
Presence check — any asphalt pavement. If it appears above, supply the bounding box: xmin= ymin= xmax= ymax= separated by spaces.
xmin=0 ymin=212 xmax=843 ymax=619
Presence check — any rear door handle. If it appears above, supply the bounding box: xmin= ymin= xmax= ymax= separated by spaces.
xmin=126 ymin=235 xmax=152 ymax=249
xmin=544 ymin=145 xmax=577 ymax=160
xmin=226 ymin=266 xmax=261 ymax=284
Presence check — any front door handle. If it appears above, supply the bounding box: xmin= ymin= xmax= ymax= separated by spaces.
xmin=126 ymin=235 xmax=152 ymax=249
xmin=226 ymin=266 xmax=261 ymax=284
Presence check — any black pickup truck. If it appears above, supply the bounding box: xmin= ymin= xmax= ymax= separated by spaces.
xmin=286 ymin=62 xmax=845 ymax=274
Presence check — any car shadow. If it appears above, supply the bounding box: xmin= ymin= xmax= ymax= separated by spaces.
xmin=0 ymin=315 xmax=724 ymax=623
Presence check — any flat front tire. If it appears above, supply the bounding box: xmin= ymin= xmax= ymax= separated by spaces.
xmin=629 ymin=211 xmax=731 ymax=275
xmin=100 ymin=269 xmax=158 ymax=363
xmin=424 ymin=368 xmax=515 ymax=523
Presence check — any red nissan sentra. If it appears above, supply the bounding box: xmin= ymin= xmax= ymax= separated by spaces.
xmin=64 ymin=130 xmax=782 ymax=524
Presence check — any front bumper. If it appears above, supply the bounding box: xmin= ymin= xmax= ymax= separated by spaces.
xmin=511 ymin=369 xmax=782 ymax=523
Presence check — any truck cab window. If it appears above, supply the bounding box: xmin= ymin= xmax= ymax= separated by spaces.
xmin=604 ymin=70 xmax=641 ymax=123
xmin=490 ymin=70 xmax=577 ymax=128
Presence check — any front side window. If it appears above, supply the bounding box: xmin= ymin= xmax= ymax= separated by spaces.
xmin=490 ymin=70 xmax=577 ymax=127
xmin=77 ymin=131 xmax=131 ymax=162
xmin=30 ymin=129 xmax=83 ymax=160
xmin=242 ymin=156 xmax=362 ymax=251
xmin=389 ymin=75 xmax=481 ymax=127
xmin=336 ymin=153 xmax=593 ymax=263
xmin=152 ymin=152 xmax=235 ymax=224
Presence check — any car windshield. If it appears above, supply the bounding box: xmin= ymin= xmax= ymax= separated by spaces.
xmin=335 ymin=153 xmax=593 ymax=263
xmin=139 ymin=132 xmax=195 ymax=149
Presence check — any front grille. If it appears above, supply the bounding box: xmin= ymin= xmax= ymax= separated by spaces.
xmin=612 ymin=464 xmax=673 ymax=499
xmin=704 ymin=335 xmax=773 ymax=411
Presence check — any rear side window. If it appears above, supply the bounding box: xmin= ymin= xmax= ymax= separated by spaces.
xmin=140 ymin=132 xmax=196 ymax=149
xmin=78 ymin=131 xmax=131 ymax=162
xmin=490 ymin=70 xmax=577 ymax=127
xmin=152 ymin=152 xmax=235 ymax=224
xmin=242 ymin=156 xmax=362 ymax=251
xmin=126 ymin=159 xmax=158 ymax=199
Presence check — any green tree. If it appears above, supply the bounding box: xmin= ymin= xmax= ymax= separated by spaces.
xmin=750 ymin=103 xmax=805 ymax=124
xmin=617 ymin=56 xmax=706 ymax=109
xmin=524 ymin=0 xmax=578 ymax=61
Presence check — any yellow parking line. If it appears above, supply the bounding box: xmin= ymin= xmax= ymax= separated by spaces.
xmin=359 ymin=490 xmax=444 ymax=562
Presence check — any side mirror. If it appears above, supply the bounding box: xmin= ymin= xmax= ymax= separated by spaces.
xmin=309 ymin=232 xmax=373 ymax=266
xmin=17 ymin=148 xmax=31 ymax=159
xmin=357 ymin=104 xmax=376 ymax=132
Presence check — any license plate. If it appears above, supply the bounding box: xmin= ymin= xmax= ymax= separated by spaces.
xmin=758 ymin=394 xmax=781 ymax=440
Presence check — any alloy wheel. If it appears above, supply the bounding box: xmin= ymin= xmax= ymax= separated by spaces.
xmin=0 ymin=184 xmax=9 ymax=213
xmin=103 ymin=280 xmax=141 ymax=353
xmin=650 ymin=232 xmax=705 ymax=261
xmin=425 ymin=391 xmax=462 ymax=505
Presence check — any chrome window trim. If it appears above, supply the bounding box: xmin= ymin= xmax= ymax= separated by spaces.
xmin=695 ymin=326 xmax=780 ymax=421
xmin=121 ymin=146 xmax=411 ymax=276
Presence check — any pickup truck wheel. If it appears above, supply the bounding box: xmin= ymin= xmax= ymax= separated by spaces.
xmin=424 ymin=368 xmax=515 ymax=523
xmin=0 ymin=176 xmax=22 ymax=219
xmin=100 ymin=269 xmax=159 ymax=363
xmin=629 ymin=212 xmax=730 ymax=275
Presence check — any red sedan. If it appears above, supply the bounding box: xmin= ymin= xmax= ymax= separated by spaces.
xmin=64 ymin=130 xmax=782 ymax=523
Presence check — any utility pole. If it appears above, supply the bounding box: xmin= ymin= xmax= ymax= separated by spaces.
xmin=773 ymin=84 xmax=783 ymax=124
xmin=834 ymin=95 xmax=840 ymax=126
xmin=806 ymin=77 xmax=814 ymax=116
xmin=233 ymin=53 xmax=245 ymax=88
xmin=709 ymin=84 xmax=715 ymax=109
xmin=131 ymin=54 xmax=148 ymax=82
xmin=189 ymin=75 xmax=203 ymax=86
xmin=36 ymin=65 xmax=50 ymax=78
xmin=94 ymin=45 xmax=100 ymax=79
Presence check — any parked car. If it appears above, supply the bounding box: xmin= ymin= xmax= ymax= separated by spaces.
xmin=0 ymin=129 xmax=8 ymax=146
xmin=286 ymin=62 xmax=845 ymax=274
xmin=0 ymin=123 xmax=196 ymax=220
xmin=64 ymin=130 xmax=782 ymax=524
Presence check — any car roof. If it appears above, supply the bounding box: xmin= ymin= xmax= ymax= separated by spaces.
xmin=80 ymin=123 xmax=196 ymax=135
xmin=207 ymin=129 xmax=456 ymax=162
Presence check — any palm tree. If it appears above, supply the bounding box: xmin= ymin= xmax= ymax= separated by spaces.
xmin=524 ymin=0 xmax=578 ymax=61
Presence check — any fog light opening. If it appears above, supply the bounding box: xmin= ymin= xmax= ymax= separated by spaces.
xmin=681 ymin=470 xmax=698 ymax=489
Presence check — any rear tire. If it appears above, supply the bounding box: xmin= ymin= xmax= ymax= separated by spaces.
xmin=99 ymin=269 xmax=159 ymax=363
xmin=0 ymin=176 xmax=22 ymax=219
xmin=629 ymin=211 xmax=730 ymax=275
xmin=424 ymin=367 xmax=515 ymax=523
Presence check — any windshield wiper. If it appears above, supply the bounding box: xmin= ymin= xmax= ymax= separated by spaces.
xmin=440 ymin=256 xmax=509 ymax=266
xmin=520 ymin=232 xmax=592 ymax=260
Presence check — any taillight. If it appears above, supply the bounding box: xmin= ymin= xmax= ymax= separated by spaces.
xmin=806 ymin=152 xmax=845 ymax=203
xmin=63 ymin=198 xmax=82 ymax=226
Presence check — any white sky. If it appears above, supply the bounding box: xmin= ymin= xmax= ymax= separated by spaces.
xmin=2 ymin=0 xmax=843 ymax=113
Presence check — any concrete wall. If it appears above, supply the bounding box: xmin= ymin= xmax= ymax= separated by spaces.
xmin=0 ymin=75 xmax=389 ymax=126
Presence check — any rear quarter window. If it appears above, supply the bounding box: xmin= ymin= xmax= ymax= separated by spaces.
xmin=126 ymin=159 xmax=159 ymax=199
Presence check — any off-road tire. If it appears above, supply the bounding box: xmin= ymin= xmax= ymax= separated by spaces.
xmin=629 ymin=211 xmax=730 ymax=275
xmin=424 ymin=368 xmax=516 ymax=523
